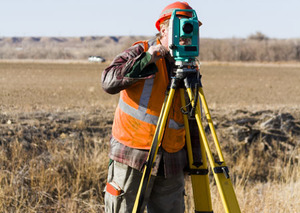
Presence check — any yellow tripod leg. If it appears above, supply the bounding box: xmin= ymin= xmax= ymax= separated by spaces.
xmin=197 ymin=87 xmax=241 ymax=213
xmin=132 ymin=88 xmax=176 ymax=213
xmin=180 ymin=89 xmax=213 ymax=213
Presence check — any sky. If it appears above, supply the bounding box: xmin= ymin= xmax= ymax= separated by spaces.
xmin=0 ymin=0 xmax=299 ymax=39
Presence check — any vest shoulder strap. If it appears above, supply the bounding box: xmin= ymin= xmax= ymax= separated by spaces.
xmin=132 ymin=40 xmax=149 ymax=52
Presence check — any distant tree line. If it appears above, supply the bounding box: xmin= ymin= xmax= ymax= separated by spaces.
xmin=199 ymin=32 xmax=300 ymax=62
xmin=1 ymin=33 xmax=300 ymax=62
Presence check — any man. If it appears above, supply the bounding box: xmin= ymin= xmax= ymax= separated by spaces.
xmin=101 ymin=2 xmax=202 ymax=212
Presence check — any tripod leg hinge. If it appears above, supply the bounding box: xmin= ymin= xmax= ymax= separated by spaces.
xmin=213 ymin=166 xmax=230 ymax=179
xmin=188 ymin=169 xmax=209 ymax=175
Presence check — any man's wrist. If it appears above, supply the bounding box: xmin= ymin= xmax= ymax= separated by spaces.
xmin=144 ymin=51 xmax=155 ymax=65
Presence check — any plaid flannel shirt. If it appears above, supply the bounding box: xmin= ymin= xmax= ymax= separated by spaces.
xmin=109 ymin=137 xmax=187 ymax=178
xmin=102 ymin=38 xmax=190 ymax=178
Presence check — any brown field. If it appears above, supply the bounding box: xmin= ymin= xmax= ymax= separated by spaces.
xmin=1 ymin=60 xmax=300 ymax=111
xmin=0 ymin=60 xmax=299 ymax=212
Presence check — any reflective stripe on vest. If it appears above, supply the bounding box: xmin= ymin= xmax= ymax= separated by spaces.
xmin=118 ymin=88 xmax=184 ymax=130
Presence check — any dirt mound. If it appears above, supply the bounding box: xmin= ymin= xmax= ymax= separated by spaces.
xmin=1 ymin=109 xmax=299 ymax=149
xmin=222 ymin=110 xmax=299 ymax=149
xmin=0 ymin=110 xmax=114 ymax=148
xmin=1 ymin=109 xmax=298 ymax=157
xmin=211 ymin=110 xmax=299 ymax=159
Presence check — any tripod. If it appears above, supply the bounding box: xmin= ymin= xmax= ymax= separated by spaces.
xmin=132 ymin=61 xmax=241 ymax=213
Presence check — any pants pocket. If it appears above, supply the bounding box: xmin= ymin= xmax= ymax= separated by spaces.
xmin=106 ymin=181 xmax=124 ymax=196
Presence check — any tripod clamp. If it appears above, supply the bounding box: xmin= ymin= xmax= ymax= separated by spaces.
xmin=214 ymin=165 xmax=230 ymax=179
xmin=171 ymin=61 xmax=202 ymax=118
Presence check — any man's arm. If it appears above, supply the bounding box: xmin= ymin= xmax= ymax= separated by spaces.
xmin=101 ymin=43 xmax=157 ymax=94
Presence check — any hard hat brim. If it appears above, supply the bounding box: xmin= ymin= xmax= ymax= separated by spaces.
xmin=155 ymin=17 xmax=202 ymax=31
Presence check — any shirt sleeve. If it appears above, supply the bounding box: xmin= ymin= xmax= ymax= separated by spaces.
xmin=125 ymin=52 xmax=158 ymax=78
xmin=101 ymin=43 xmax=158 ymax=94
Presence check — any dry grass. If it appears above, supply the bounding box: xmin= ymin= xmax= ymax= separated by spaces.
xmin=203 ymin=144 xmax=299 ymax=213
xmin=0 ymin=136 xmax=109 ymax=212
xmin=185 ymin=159 xmax=299 ymax=213
xmin=0 ymin=61 xmax=299 ymax=212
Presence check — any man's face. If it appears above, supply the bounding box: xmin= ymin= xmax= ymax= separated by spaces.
xmin=160 ymin=24 xmax=170 ymax=50
xmin=179 ymin=37 xmax=192 ymax=46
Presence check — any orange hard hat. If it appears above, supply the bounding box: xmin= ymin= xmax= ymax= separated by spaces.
xmin=155 ymin=1 xmax=202 ymax=31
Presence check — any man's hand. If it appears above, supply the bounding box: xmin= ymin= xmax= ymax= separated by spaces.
xmin=147 ymin=44 xmax=169 ymax=63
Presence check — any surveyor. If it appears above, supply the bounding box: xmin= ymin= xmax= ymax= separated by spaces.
xmin=101 ymin=2 xmax=202 ymax=212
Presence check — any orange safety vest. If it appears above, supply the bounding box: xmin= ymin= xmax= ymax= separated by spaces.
xmin=112 ymin=39 xmax=185 ymax=153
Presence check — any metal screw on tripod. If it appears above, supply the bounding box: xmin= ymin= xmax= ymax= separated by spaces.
xmin=222 ymin=167 xmax=230 ymax=179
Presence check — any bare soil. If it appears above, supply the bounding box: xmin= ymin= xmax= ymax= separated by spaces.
xmin=1 ymin=61 xmax=300 ymax=111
